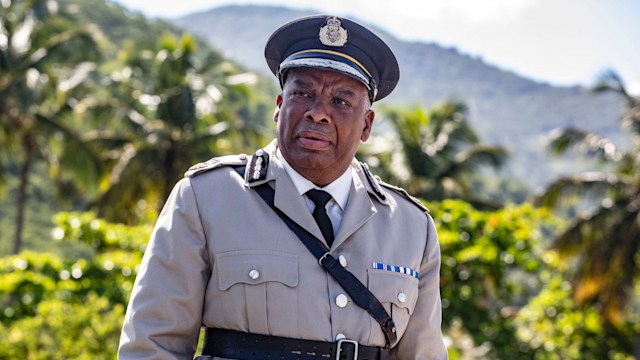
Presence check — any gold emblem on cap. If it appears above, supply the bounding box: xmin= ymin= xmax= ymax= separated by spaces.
xmin=319 ymin=17 xmax=348 ymax=47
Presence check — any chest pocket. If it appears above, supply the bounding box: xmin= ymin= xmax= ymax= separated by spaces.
xmin=367 ymin=269 xmax=419 ymax=344
xmin=215 ymin=250 xmax=299 ymax=334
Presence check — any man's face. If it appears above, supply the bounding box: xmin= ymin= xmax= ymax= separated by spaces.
xmin=274 ymin=68 xmax=375 ymax=186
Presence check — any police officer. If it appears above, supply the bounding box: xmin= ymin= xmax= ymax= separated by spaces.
xmin=119 ymin=15 xmax=448 ymax=360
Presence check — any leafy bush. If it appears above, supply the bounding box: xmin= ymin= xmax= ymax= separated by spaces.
xmin=429 ymin=199 xmax=560 ymax=358
xmin=515 ymin=263 xmax=640 ymax=360
xmin=0 ymin=212 xmax=149 ymax=359
xmin=0 ymin=295 xmax=124 ymax=359
xmin=431 ymin=199 xmax=639 ymax=359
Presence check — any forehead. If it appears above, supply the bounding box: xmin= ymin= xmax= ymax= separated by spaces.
xmin=284 ymin=68 xmax=368 ymax=95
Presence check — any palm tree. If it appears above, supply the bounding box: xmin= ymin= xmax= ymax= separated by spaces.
xmin=536 ymin=71 xmax=639 ymax=326
xmin=0 ymin=0 xmax=100 ymax=253
xmin=87 ymin=34 xmax=272 ymax=223
xmin=364 ymin=101 xmax=508 ymax=207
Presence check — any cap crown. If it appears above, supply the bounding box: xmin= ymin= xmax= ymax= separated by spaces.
xmin=264 ymin=15 xmax=399 ymax=102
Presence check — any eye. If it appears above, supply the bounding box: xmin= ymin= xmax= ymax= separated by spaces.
xmin=333 ymin=97 xmax=351 ymax=107
xmin=292 ymin=90 xmax=311 ymax=98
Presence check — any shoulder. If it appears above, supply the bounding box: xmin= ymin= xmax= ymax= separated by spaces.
xmin=184 ymin=154 xmax=249 ymax=178
xmin=379 ymin=180 xmax=430 ymax=214
xmin=358 ymin=161 xmax=429 ymax=214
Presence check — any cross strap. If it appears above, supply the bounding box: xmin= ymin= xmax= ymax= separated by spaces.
xmin=234 ymin=166 xmax=397 ymax=347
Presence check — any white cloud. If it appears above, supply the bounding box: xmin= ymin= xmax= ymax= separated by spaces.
xmin=410 ymin=0 xmax=539 ymax=24
xmin=628 ymin=80 xmax=640 ymax=97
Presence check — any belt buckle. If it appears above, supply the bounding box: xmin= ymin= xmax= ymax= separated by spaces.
xmin=336 ymin=338 xmax=358 ymax=360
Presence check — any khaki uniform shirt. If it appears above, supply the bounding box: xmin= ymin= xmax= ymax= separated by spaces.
xmin=118 ymin=141 xmax=448 ymax=359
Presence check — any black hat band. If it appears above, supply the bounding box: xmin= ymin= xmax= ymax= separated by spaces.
xmin=278 ymin=49 xmax=378 ymax=101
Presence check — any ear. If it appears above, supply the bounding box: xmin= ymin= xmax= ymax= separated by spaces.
xmin=273 ymin=95 xmax=283 ymax=123
xmin=360 ymin=109 xmax=375 ymax=142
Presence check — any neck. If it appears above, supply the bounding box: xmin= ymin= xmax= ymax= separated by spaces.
xmin=290 ymin=165 xmax=339 ymax=187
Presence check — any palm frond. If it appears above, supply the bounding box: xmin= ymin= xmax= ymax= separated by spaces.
xmin=430 ymin=101 xmax=478 ymax=145
xmin=554 ymin=202 xmax=619 ymax=254
xmin=592 ymin=71 xmax=640 ymax=139
xmin=534 ymin=172 xmax=627 ymax=208
xmin=453 ymin=145 xmax=508 ymax=170
xmin=593 ymin=70 xmax=634 ymax=104
xmin=386 ymin=106 xmax=427 ymax=147
xmin=35 ymin=113 xmax=101 ymax=189
xmin=546 ymin=127 xmax=621 ymax=162
xmin=621 ymin=101 xmax=640 ymax=138
xmin=599 ymin=210 xmax=640 ymax=324
xmin=560 ymin=201 xmax=640 ymax=325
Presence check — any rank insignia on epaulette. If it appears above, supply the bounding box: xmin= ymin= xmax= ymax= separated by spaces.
xmin=248 ymin=149 xmax=269 ymax=183
xmin=360 ymin=161 xmax=386 ymax=201
xmin=184 ymin=158 xmax=220 ymax=178
xmin=184 ymin=154 xmax=248 ymax=178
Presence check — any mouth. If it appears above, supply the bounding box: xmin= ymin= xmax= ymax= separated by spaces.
xmin=297 ymin=131 xmax=332 ymax=149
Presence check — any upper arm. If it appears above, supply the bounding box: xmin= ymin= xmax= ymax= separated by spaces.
xmin=391 ymin=214 xmax=448 ymax=360
xmin=118 ymin=178 xmax=210 ymax=359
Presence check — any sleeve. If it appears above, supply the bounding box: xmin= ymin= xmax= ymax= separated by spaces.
xmin=391 ymin=214 xmax=448 ymax=360
xmin=118 ymin=178 xmax=210 ymax=360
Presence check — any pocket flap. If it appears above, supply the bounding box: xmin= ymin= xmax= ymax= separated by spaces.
xmin=367 ymin=269 xmax=419 ymax=313
xmin=216 ymin=250 xmax=298 ymax=290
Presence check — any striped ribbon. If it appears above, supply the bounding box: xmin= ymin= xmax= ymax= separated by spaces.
xmin=372 ymin=262 xmax=419 ymax=279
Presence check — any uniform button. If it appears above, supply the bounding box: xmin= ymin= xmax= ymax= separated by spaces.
xmin=249 ymin=269 xmax=260 ymax=280
xmin=255 ymin=149 xmax=264 ymax=156
xmin=397 ymin=292 xmax=407 ymax=303
xmin=336 ymin=333 xmax=346 ymax=341
xmin=338 ymin=255 xmax=347 ymax=267
xmin=239 ymin=154 xmax=247 ymax=160
xmin=336 ymin=294 xmax=348 ymax=308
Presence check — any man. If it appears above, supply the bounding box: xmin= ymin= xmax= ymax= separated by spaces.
xmin=119 ymin=15 xmax=447 ymax=360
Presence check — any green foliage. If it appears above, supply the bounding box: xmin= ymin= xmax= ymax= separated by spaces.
xmin=364 ymin=102 xmax=509 ymax=207
xmin=51 ymin=212 xmax=150 ymax=253
xmin=515 ymin=276 xmax=639 ymax=360
xmin=0 ymin=295 xmax=125 ymax=359
xmin=430 ymin=199 xmax=560 ymax=358
xmin=0 ymin=212 xmax=149 ymax=358
xmin=432 ymin=199 xmax=639 ymax=359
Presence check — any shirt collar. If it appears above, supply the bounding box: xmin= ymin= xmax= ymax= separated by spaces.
xmin=276 ymin=148 xmax=352 ymax=211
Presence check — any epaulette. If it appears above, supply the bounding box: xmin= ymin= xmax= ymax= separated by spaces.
xmin=360 ymin=161 xmax=428 ymax=213
xmin=360 ymin=161 xmax=387 ymax=202
xmin=184 ymin=154 xmax=249 ymax=178
xmin=379 ymin=180 xmax=430 ymax=213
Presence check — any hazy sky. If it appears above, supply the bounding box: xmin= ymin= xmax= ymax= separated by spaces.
xmin=112 ymin=0 xmax=640 ymax=93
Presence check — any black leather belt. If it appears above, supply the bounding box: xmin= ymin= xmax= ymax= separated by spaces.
xmin=202 ymin=328 xmax=391 ymax=360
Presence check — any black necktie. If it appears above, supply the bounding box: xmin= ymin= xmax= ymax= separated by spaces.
xmin=306 ymin=189 xmax=334 ymax=247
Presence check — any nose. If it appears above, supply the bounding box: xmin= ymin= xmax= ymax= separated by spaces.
xmin=305 ymin=98 xmax=331 ymax=123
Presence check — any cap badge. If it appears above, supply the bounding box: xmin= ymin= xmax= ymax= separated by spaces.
xmin=319 ymin=17 xmax=348 ymax=47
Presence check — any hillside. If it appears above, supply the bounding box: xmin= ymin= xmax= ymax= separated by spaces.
xmin=173 ymin=5 xmax=626 ymax=191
